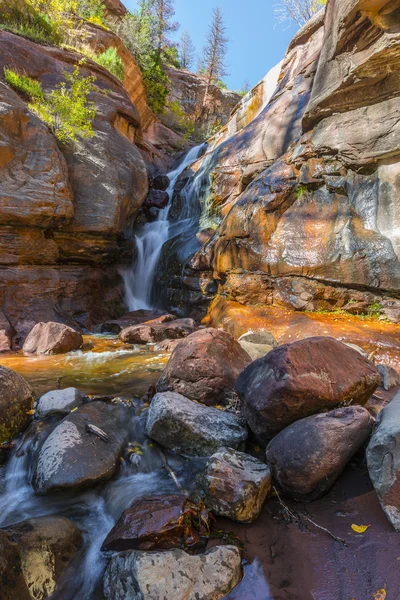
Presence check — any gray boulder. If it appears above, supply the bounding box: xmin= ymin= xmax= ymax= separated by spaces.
xmin=103 ymin=545 xmax=242 ymax=600
xmin=32 ymin=401 xmax=130 ymax=493
xmin=201 ymin=447 xmax=271 ymax=522
xmin=266 ymin=406 xmax=373 ymax=501
xmin=367 ymin=392 xmax=400 ymax=531
xmin=35 ymin=388 xmax=83 ymax=419
xmin=238 ymin=330 xmax=278 ymax=361
xmin=145 ymin=392 xmax=247 ymax=457
xmin=377 ymin=364 xmax=400 ymax=391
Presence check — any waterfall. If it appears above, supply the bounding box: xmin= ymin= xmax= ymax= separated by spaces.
xmin=122 ymin=143 xmax=206 ymax=311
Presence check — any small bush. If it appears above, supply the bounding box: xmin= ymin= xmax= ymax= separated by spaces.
xmin=94 ymin=48 xmax=124 ymax=81
xmin=0 ymin=2 xmax=60 ymax=44
xmin=4 ymin=68 xmax=44 ymax=100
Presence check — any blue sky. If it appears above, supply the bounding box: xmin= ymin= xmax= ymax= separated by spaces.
xmin=123 ymin=1 xmax=298 ymax=91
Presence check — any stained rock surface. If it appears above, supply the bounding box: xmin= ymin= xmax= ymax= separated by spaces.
xmin=201 ymin=447 xmax=272 ymax=522
xmin=145 ymin=392 xmax=247 ymax=457
xmin=32 ymin=401 xmax=130 ymax=493
xmin=0 ymin=366 xmax=34 ymax=444
xmin=103 ymin=545 xmax=242 ymax=600
xmin=367 ymin=392 xmax=400 ymax=531
xmin=119 ymin=318 xmax=197 ymax=344
xmin=156 ymin=328 xmax=251 ymax=406
xmin=236 ymin=336 xmax=380 ymax=443
xmin=23 ymin=322 xmax=83 ymax=355
xmin=266 ymin=406 xmax=374 ymax=501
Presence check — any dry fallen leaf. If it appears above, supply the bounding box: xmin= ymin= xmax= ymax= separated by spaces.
xmin=351 ymin=524 xmax=370 ymax=534
xmin=26 ymin=409 xmax=35 ymax=415
xmin=373 ymin=589 xmax=386 ymax=600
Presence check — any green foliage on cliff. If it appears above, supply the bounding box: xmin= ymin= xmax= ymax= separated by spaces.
xmin=0 ymin=2 xmax=61 ymax=44
xmin=93 ymin=48 xmax=124 ymax=80
xmin=5 ymin=65 xmax=97 ymax=144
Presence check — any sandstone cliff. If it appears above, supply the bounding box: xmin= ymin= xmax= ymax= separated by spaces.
xmin=165 ymin=1 xmax=400 ymax=321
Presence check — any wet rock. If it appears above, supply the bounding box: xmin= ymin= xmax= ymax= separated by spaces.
xmin=377 ymin=364 xmax=400 ymax=391
xmin=32 ymin=401 xmax=130 ymax=493
xmin=35 ymin=388 xmax=83 ymax=419
xmin=103 ymin=545 xmax=242 ymax=600
xmin=151 ymin=174 xmax=170 ymax=191
xmin=238 ymin=331 xmax=278 ymax=361
xmin=120 ymin=318 xmax=197 ymax=344
xmin=156 ymin=328 xmax=251 ymax=407
xmin=0 ymin=366 xmax=34 ymax=444
xmin=0 ymin=516 xmax=82 ymax=600
xmin=23 ymin=322 xmax=83 ymax=355
xmin=266 ymin=406 xmax=373 ymax=501
xmin=145 ymin=392 xmax=247 ymax=457
xmin=102 ymin=495 xmax=208 ymax=551
xmin=144 ymin=189 xmax=169 ymax=210
xmin=367 ymin=392 xmax=400 ymax=531
xmin=101 ymin=310 xmax=175 ymax=334
xmin=236 ymin=336 xmax=380 ymax=443
xmin=201 ymin=448 xmax=272 ymax=522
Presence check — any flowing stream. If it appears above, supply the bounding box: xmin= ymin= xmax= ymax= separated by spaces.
xmin=122 ymin=143 xmax=206 ymax=311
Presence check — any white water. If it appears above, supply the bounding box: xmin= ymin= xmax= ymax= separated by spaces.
xmin=122 ymin=144 xmax=206 ymax=311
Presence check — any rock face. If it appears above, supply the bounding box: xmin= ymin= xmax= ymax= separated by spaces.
xmin=236 ymin=336 xmax=380 ymax=443
xmin=23 ymin=322 xmax=83 ymax=355
xmin=163 ymin=2 xmax=400 ymax=320
xmin=119 ymin=318 xmax=197 ymax=344
xmin=35 ymin=388 xmax=83 ymax=419
xmin=145 ymin=392 xmax=247 ymax=457
xmin=266 ymin=406 xmax=373 ymax=501
xmin=0 ymin=516 xmax=82 ymax=600
xmin=0 ymin=366 xmax=34 ymax=444
xmin=156 ymin=328 xmax=251 ymax=407
xmin=201 ymin=448 xmax=272 ymax=522
xmin=103 ymin=545 xmax=242 ymax=600
xmin=32 ymin=401 xmax=129 ymax=493
xmin=367 ymin=392 xmax=400 ymax=531
xmin=102 ymin=495 xmax=206 ymax=552
xmin=0 ymin=29 xmax=148 ymax=341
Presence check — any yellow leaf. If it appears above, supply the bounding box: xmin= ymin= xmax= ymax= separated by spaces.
xmin=351 ymin=524 xmax=370 ymax=534
xmin=373 ymin=589 xmax=386 ymax=600
xmin=26 ymin=409 xmax=35 ymax=415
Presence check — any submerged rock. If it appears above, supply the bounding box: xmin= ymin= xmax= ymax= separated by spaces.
xmin=145 ymin=392 xmax=247 ymax=457
xmin=156 ymin=328 xmax=251 ymax=407
xmin=0 ymin=516 xmax=82 ymax=600
xmin=32 ymin=401 xmax=130 ymax=493
xmin=238 ymin=330 xmax=278 ymax=361
xmin=0 ymin=366 xmax=34 ymax=444
xmin=102 ymin=495 xmax=208 ymax=552
xmin=103 ymin=545 xmax=242 ymax=600
xmin=236 ymin=336 xmax=380 ymax=443
xmin=201 ymin=447 xmax=272 ymax=522
xmin=266 ymin=406 xmax=373 ymax=501
xmin=23 ymin=322 xmax=83 ymax=355
xmin=35 ymin=387 xmax=83 ymax=419
xmin=367 ymin=392 xmax=400 ymax=531
xmin=119 ymin=318 xmax=197 ymax=344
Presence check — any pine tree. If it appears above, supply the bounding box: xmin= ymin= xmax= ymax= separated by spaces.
xmin=153 ymin=0 xmax=179 ymax=63
xmin=201 ymin=8 xmax=228 ymax=110
xmin=180 ymin=30 xmax=195 ymax=70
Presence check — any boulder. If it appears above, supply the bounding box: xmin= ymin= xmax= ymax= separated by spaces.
xmin=0 ymin=516 xmax=82 ymax=600
xmin=151 ymin=174 xmax=170 ymax=191
xmin=32 ymin=401 xmax=130 ymax=493
xmin=154 ymin=338 xmax=183 ymax=353
xmin=23 ymin=322 xmax=83 ymax=355
xmin=0 ymin=310 xmax=13 ymax=353
xmin=367 ymin=392 xmax=400 ymax=531
xmin=201 ymin=447 xmax=272 ymax=522
xmin=377 ymin=364 xmax=400 ymax=391
xmin=145 ymin=392 xmax=247 ymax=457
xmin=236 ymin=336 xmax=380 ymax=443
xmin=156 ymin=328 xmax=251 ymax=407
xmin=101 ymin=310 xmax=175 ymax=334
xmin=0 ymin=366 xmax=34 ymax=444
xmin=103 ymin=545 xmax=242 ymax=600
xmin=35 ymin=388 xmax=83 ymax=419
xmin=120 ymin=318 xmax=197 ymax=344
xmin=238 ymin=330 xmax=278 ymax=361
xmin=102 ymin=495 xmax=208 ymax=552
xmin=266 ymin=406 xmax=373 ymax=501
xmin=144 ymin=189 xmax=170 ymax=209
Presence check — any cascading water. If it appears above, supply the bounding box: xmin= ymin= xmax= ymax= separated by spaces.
xmin=122 ymin=143 xmax=206 ymax=311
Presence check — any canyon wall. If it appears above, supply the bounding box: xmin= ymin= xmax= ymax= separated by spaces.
xmin=166 ymin=1 xmax=400 ymax=322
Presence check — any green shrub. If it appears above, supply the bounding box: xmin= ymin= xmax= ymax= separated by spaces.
xmin=0 ymin=2 xmax=60 ymax=44
xmin=94 ymin=48 xmax=124 ymax=81
xmin=4 ymin=65 xmax=97 ymax=144
xmin=4 ymin=68 xmax=44 ymax=100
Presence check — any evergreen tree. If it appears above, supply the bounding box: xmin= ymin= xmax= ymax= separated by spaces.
xmin=180 ymin=30 xmax=196 ymax=70
xmin=201 ymin=8 xmax=228 ymax=110
xmin=153 ymin=0 xmax=180 ymax=63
